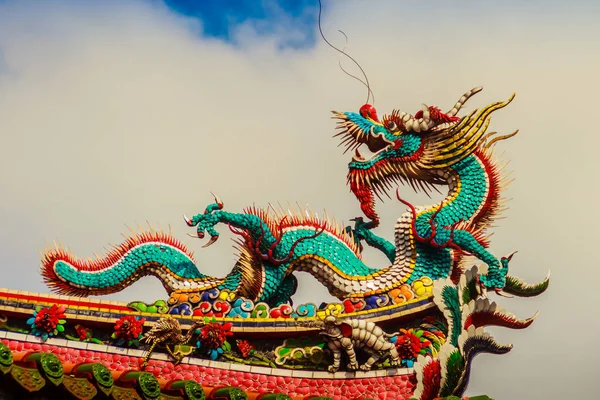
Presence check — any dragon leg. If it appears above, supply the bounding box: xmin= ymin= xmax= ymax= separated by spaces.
xmin=341 ymin=338 xmax=359 ymax=371
xmin=346 ymin=217 xmax=396 ymax=263
xmin=347 ymin=217 xmax=395 ymax=262
xmin=434 ymin=228 xmax=508 ymax=289
xmin=359 ymin=230 xmax=395 ymax=262
xmin=359 ymin=346 xmax=383 ymax=371
xmin=187 ymin=206 xmax=278 ymax=251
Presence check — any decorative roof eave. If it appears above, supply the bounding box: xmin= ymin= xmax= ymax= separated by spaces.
xmin=0 ymin=288 xmax=437 ymax=334
xmin=1 ymin=332 xmax=419 ymax=399
xmin=2 ymin=330 xmax=416 ymax=380
xmin=0 ymin=340 xmax=283 ymax=400
xmin=0 ymin=340 xmax=491 ymax=400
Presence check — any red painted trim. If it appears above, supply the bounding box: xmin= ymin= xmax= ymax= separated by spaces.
xmin=0 ymin=290 xmax=132 ymax=312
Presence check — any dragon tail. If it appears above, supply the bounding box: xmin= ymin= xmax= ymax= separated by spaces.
xmin=41 ymin=228 xmax=221 ymax=297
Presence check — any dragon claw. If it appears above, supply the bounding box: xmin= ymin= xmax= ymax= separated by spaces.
xmin=210 ymin=192 xmax=224 ymax=209
xmin=476 ymin=262 xmax=509 ymax=295
xmin=183 ymin=214 xmax=195 ymax=227
xmin=346 ymin=216 xmax=374 ymax=242
xmin=494 ymin=288 xmax=514 ymax=298
xmin=187 ymin=232 xmax=205 ymax=239
xmin=204 ymin=203 xmax=224 ymax=214
xmin=501 ymin=250 xmax=518 ymax=263
xmin=185 ymin=200 xmax=224 ymax=244
xmin=202 ymin=235 xmax=219 ymax=248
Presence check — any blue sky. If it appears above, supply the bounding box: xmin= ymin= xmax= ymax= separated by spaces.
xmin=163 ymin=0 xmax=319 ymax=48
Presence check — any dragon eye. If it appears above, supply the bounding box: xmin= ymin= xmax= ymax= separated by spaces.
xmin=386 ymin=120 xmax=398 ymax=131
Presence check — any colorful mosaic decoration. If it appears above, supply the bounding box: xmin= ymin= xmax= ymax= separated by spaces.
xmin=0 ymin=1 xmax=549 ymax=393
xmin=40 ymin=87 xmax=545 ymax=309
xmin=0 ymin=85 xmax=547 ymax=400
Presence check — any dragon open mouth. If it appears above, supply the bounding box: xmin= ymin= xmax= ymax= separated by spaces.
xmin=351 ymin=134 xmax=393 ymax=162
xmin=332 ymin=87 xmax=515 ymax=226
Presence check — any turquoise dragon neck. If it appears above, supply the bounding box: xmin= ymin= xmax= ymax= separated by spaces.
xmin=407 ymin=151 xmax=494 ymax=281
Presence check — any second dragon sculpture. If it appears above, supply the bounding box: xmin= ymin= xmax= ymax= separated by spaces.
xmin=317 ymin=315 xmax=401 ymax=373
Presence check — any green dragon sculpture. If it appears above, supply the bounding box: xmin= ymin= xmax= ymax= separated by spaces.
xmin=41 ymin=87 xmax=544 ymax=308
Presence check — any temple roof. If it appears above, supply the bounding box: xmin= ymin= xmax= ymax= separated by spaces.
xmin=0 ymin=340 xmax=277 ymax=400
xmin=0 ymin=279 xmax=506 ymax=400
xmin=0 ymin=288 xmax=419 ymax=400
xmin=0 ymin=340 xmax=490 ymax=400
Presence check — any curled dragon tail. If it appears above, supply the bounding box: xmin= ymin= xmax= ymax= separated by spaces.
xmin=41 ymin=229 xmax=222 ymax=297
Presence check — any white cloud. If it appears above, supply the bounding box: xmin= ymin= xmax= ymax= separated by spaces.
xmin=0 ymin=0 xmax=598 ymax=398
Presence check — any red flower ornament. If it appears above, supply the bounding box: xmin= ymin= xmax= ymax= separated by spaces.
xmin=196 ymin=320 xmax=233 ymax=360
xmin=75 ymin=324 xmax=91 ymax=341
xmin=394 ymin=327 xmax=437 ymax=368
xmin=112 ymin=316 xmax=145 ymax=347
xmin=236 ymin=339 xmax=255 ymax=359
xmin=27 ymin=304 xmax=66 ymax=341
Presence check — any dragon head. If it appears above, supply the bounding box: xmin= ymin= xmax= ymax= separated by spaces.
xmin=333 ymin=87 xmax=515 ymax=225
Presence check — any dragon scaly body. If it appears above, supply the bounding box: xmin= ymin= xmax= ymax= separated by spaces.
xmin=42 ymin=199 xmax=373 ymax=306
xmin=41 ymin=87 xmax=532 ymax=307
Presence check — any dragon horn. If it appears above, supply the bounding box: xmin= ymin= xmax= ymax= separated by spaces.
xmin=446 ymin=87 xmax=483 ymax=116
xmin=183 ymin=214 xmax=195 ymax=227
xmin=210 ymin=192 xmax=224 ymax=209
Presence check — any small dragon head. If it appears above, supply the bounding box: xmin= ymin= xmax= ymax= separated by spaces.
xmin=332 ymin=87 xmax=516 ymax=225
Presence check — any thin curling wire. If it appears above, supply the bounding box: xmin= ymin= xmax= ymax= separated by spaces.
xmin=317 ymin=0 xmax=374 ymax=104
